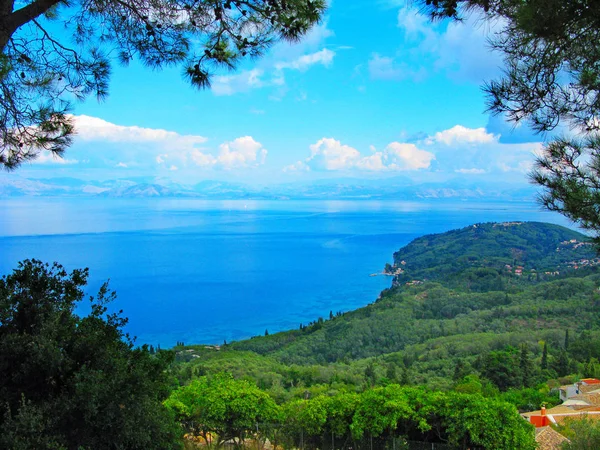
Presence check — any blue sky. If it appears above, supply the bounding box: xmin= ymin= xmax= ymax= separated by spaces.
xmin=14 ymin=1 xmax=546 ymax=186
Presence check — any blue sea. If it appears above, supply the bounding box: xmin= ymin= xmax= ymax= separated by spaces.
xmin=0 ymin=198 xmax=574 ymax=346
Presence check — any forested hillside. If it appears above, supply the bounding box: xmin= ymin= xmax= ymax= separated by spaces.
xmin=175 ymin=222 xmax=600 ymax=394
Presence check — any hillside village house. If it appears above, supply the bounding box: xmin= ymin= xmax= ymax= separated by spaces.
xmin=523 ymin=378 xmax=600 ymax=449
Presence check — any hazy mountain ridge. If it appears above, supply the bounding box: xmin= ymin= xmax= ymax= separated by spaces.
xmin=0 ymin=175 xmax=540 ymax=201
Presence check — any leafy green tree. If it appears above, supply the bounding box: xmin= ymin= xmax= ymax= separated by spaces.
xmin=165 ymin=373 xmax=280 ymax=446
xmin=583 ymin=358 xmax=600 ymax=379
xmin=350 ymin=385 xmax=536 ymax=449
xmin=438 ymin=392 xmax=536 ymax=450
xmin=0 ymin=259 xmax=180 ymax=450
xmin=558 ymin=417 xmax=600 ymax=449
xmin=350 ymin=385 xmax=418 ymax=440
xmin=478 ymin=347 xmax=523 ymax=391
xmin=454 ymin=374 xmax=483 ymax=395
xmin=325 ymin=392 xmax=360 ymax=438
xmin=419 ymin=0 xmax=600 ymax=241
xmin=0 ymin=0 xmax=325 ymax=169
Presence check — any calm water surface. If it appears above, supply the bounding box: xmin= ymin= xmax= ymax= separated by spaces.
xmin=0 ymin=198 xmax=574 ymax=346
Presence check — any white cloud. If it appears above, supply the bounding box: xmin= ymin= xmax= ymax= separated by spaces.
xmin=270 ymin=20 xmax=335 ymax=62
xmin=275 ymin=49 xmax=335 ymax=71
xmin=283 ymin=161 xmax=310 ymax=172
xmin=189 ymin=150 xmax=215 ymax=167
xmin=381 ymin=142 xmax=435 ymax=170
xmin=211 ymin=69 xmax=264 ymax=96
xmin=183 ymin=136 xmax=267 ymax=170
xmin=390 ymin=7 xmax=504 ymax=83
xmin=43 ymin=115 xmax=269 ymax=173
xmin=368 ymin=53 xmax=426 ymax=82
xmin=33 ymin=152 xmax=79 ymax=165
xmin=289 ymin=138 xmax=435 ymax=172
xmin=307 ymin=138 xmax=361 ymax=170
xmin=429 ymin=125 xmax=497 ymax=146
xmin=424 ymin=125 xmax=543 ymax=175
xmin=368 ymin=54 xmax=404 ymax=81
xmin=73 ymin=115 xmax=207 ymax=152
xmin=397 ymin=6 xmax=432 ymax=39
xmin=210 ymin=49 xmax=335 ymax=96
xmin=216 ymin=136 xmax=267 ymax=169
xmin=434 ymin=13 xmax=504 ymax=82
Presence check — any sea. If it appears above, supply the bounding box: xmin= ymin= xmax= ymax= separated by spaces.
xmin=0 ymin=198 xmax=575 ymax=347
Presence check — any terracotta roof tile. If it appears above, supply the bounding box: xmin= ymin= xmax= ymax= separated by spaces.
xmin=535 ymin=427 xmax=569 ymax=450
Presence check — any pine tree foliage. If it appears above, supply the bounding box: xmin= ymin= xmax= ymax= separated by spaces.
xmin=419 ymin=0 xmax=600 ymax=239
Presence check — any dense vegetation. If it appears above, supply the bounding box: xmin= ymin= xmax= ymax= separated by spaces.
xmin=5 ymin=222 xmax=600 ymax=449
xmin=164 ymin=222 xmax=600 ymax=447
xmin=0 ymin=260 xmax=180 ymax=449
xmin=222 ymin=223 xmax=599 ymax=386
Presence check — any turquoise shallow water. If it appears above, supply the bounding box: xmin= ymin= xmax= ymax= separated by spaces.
xmin=0 ymin=198 xmax=574 ymax=346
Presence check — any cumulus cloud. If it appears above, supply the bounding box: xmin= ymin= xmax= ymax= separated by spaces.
xmin=67 ymin=115 xmax=267 ymax=172
xmin=428 ymin=125 xmax=497 ymax=146
xmin=73 ymin=115 xmax=207 ymax=152
xmin=182 ymin=136 xmax=267 ymax=170
xmin=33 ymin=152 xmax=79 ymax=165
xmin=287 ymin=138 xmax=435 ymax=172
xmin=217 ymin=136 xmax=268 ymax=169
xmin=380 ymin=142 xmax=436 ymax=170
xmin=285 ymin=124 xmax=544 ymax=177
xmin=427 ymin=125 xmax=543 ymax=175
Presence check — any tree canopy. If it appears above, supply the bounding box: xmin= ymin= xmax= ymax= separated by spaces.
xmin=419 ymin=0 xmax=600 ymax=241
xmin=0 ymin=259 xmax=181 ymax=449
xmin=0 ymin=0 xmax=325 ymax=169
xmin=165 ymin=373 xmax=280 ymax=446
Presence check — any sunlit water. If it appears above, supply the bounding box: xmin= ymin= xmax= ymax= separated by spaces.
xmin=0 ymin=198 xmax=575 ymax=346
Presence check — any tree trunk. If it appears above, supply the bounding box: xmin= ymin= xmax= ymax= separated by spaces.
xmin=0 ymin=0 xmax=62 ymax=52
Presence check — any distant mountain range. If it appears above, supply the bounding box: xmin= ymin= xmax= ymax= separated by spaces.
xmin=0 ymin=174 xmax=540 ymax=201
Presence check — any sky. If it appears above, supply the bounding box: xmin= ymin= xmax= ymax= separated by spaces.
xmin=13 ymin=0 xmax=548 ymax=187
